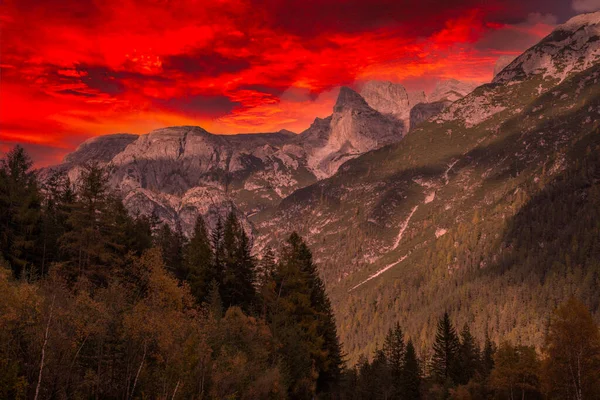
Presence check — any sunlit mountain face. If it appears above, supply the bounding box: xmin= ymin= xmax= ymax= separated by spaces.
xmin=0 ymin=0 xmax=576 ymax=165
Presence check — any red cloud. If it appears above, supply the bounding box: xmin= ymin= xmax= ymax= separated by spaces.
xmin=0 ymin=0 xmax=562 ymax=165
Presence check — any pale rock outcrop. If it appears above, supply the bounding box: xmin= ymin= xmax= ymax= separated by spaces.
xmin=429 ymin=79 xmax=479 ymax=102
xmin=45 ymin=88 xmax=406 ymax=235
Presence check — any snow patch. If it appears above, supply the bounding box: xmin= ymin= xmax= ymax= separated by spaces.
xmin=435 ymin=228 xmax=448 ymax=238
xmin=349 ymin=255 xmax=408 ymax=292
xmin=392 ymin=206 xmax=418 ymax=250
xmin=424 ymin=191 xmax=436 ymax=204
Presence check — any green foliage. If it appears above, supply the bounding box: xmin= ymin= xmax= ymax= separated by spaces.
xmin=0 ymin=146 xmax=42 ymax=278
xmin=184 ymin=215 xmax=216 ymax=303
xmin=430 ymin=312 xmax=461 ymax=385
xmin=221 ymin=211 xmax=256 ymax=312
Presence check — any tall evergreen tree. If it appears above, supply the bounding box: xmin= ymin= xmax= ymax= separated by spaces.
xmin=402 ymin=339 xmax=421 ymax=400
xmin=0 ymin=146 xmax=42 ymax=278
xmin=458 ymin=324 xmax=480 ymax=385
xmin=59 ymin=163 xmax=123 ymax=283
xmin=39 ymin=169 xmax=73 ymax=275
xmin=273 ymin=232 xmax=343 ymax=396
xmin=154 ymin=222 xmax=186 ymax=279
xmin=481 ymin=329 xmax=496 ymax=378
xmin=184 ymin=215 xmax=217 ymax=304
xmin=383 ymin=322 xmax=405 ymax=398
xmin=221 ymin=211 xmax=256 ymax=312
xmin=430 ymin=312 xmax=461 ymax=385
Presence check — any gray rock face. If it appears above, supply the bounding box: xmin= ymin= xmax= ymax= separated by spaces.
xmin=361 ymin=79 xmax=475 ymax=131
xmin=409 ymin=101 xmax=451 ymax=129
xmin=302 ymin=87 xmax=405 ymax=178
xmin=64 ymin=134 xmax=138 ymax=164
xmin=360 ymin=81 xmax=410 ymax=115
xmin=428 ymin=79 xmax=478 ymax=102
xmin=47 ymin=87 xmax=406 ymax=235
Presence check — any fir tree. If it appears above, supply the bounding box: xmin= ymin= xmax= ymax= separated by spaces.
xmin=274 ymin=232 xmax=343 ymax=396
xmin=154 ymin=222 xmax=186 ymax=279
xmin=430 ymin=312 xmax=461 ymax=385
xmin=59 ymin=163 xmax=123 ymax=283
xmin=481 ymin=329 xmax=496 ymax=378
xmin=39 ymin=170 xmax=73 ymax=275
xmin=402 ymin=339 xmax=421 ymax=400
xmin=184 ymin=215 xmax=217 ymax=304
xmin=458 ymin=324 xmax=480 ymax=385
xmin=0 ymin=146 xmax=42 ymax=278
xmin=221 ymin=211 xmax=256 ymax=312
xmin=383 ymin=322 xmax=405 ymax=397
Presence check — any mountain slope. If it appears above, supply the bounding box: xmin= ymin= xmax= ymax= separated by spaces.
xmin=45 ymin=87 xmax=405 ymax=234
xmin=252 ymin=12 xmax=600 ymax=360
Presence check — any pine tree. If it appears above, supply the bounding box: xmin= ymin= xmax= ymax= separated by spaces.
xmin=457 ymin=324 xmax=480 ymax=385
xmin=0 ymin=146 xmax=42 ymax=278
xmin=430 ymin=312 xmax=461 ymax=385
xmin=39 ymin=169 xmax=73 ymax=275
xmin=59 ymin=163 xmax=122 ymax=283
xmin=383 ymin=322 xmax=405 ymax=397
xmin=481 ymin=329 xmax=496 ymax=378
xmin=221 ymin=211 xmax=256 ymax=312
xmin=402 ymin=339 xmax=421 ymax=400
xmin=257 ymin=245 xmax=276 ymax=289
xmin=154 ymin=222 xmax=186 ymax=279
xmin=271 ymin=232 xmax=343 ymax=397
xmin=184 ymin=215 xmax=217 ymax=304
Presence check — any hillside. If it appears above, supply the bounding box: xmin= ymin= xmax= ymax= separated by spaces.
xmin=252 ymin=12 xmax=600 ymax=361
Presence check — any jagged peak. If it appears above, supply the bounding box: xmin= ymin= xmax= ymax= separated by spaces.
xmin=493 ymin=11 xmax=600 ymax=84
xmin=333 ymin=86 xmax=370 ymax=113
xmin=557 ymin=10 xmax=600 ymax=32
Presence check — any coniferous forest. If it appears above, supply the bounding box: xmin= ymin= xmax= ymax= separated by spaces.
xmin=2 ymin=145 xmax=600 ymax=399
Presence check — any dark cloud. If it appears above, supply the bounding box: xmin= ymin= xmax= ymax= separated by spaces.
xmin=163 ymin=53 xmax=251 ymax=76
xmin=156 ymin=95 xmax=241 ymax=118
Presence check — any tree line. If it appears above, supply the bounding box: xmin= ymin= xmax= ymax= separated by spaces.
xmin=0 ymin=146 xmax=342 ymax=399
xmin=338 ymin=299 xmax=600 ymax=399
xmin=1 ymin=145 xmax=599 ymax=399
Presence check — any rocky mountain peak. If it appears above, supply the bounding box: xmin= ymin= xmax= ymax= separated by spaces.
xmin=333 ymin=86 xmax=370 ymax=112
xmin=360 ymin=80 xmax=410 ymax=115
xmin=493 ymin=11 xmax=600 ymax=84
xmin=428 ymin=79 xmax=479 ymax=102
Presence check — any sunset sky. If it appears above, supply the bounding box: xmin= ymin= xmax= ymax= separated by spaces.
xmin=0 ymin=0 xmax=593 ymax=166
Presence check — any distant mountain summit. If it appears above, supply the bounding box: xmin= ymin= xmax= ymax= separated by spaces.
xmin=361 ymin=79 xmax=477 ymax=131
xmin=253 ymin=11 xmax=600 ymax=360
xmin=494 ymin=11 xmax=600 ymax=84
xmin=46 ymin=86 xmax=406 ymax=234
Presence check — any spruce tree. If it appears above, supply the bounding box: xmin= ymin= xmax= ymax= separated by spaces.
xmin=430 ymin=312 xmax=461 ymax=385
xmin=457 ymin=324 xmax=480 ymax=385
xmin=59 ymin=163 xmax=121 ymax=282
xmin=184 ymin=215 xmax=217 ymax=304
xmin=402 ymin=339 xmax=421 ymax=400
xmin=481 ymin=329 xmax=496 ymax=378
xmin=383 ymin=322 xmax=405 ymax=397
xmin=221 ymin=211 xmax=256 ymax=312
xmin=0 ymin=146 xmax=42 ymax=278
xmin=154 ymin=222 xmax=186 ymax=279
xmin=273 ymin=232 xmax=343 ymax=396
xmin=39 ymin=169 xmax=73 ymax=274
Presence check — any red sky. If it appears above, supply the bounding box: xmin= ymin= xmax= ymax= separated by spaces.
xmin=0 ymin=0 xmax=577 ymax=166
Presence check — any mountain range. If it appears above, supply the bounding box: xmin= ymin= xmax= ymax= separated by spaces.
xmin=44 ymin=11 xmax=600 ymax=361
